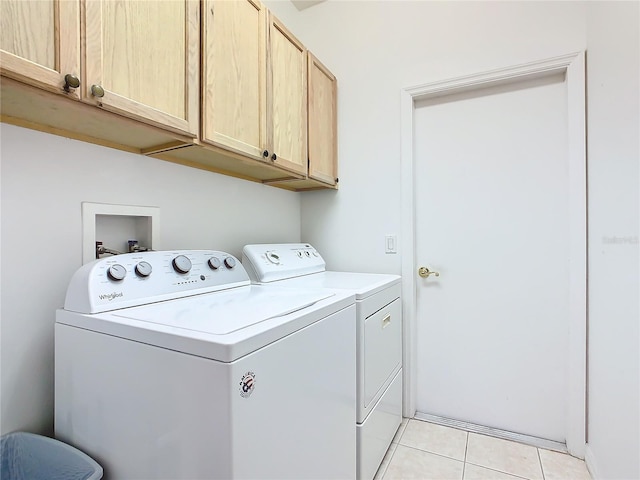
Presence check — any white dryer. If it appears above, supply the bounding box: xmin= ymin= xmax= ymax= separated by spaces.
xmin=242 ymin=244 xmax=402 ymax=480
xmin=55 ymin=250 xmax=356 ymax=480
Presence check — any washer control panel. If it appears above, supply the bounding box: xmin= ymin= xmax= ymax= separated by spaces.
xmin=242 ymin=244 xmax=326 ymax=283
xmin=64 ymin=250 xmax=249 ymax=314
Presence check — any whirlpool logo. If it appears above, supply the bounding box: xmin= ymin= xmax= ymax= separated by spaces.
xmin=99 ymin=292 xmax=124 ymax=301
xmin=239 ymin=372 xmax=256 ymax=398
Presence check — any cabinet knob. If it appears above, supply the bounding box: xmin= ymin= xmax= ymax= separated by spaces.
xmin=63 ymin=74 xmax=80 ymax=92
xmin=263 ymin=150 xmax=269 ymax=158
xmin=271 ymin=153 xmax=277 ymax=161
xmin=91 ymin=84 xmax=105 ymax=98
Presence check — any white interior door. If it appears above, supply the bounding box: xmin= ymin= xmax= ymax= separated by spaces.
xmin=414 ymin=73 xmax=570 ymax=442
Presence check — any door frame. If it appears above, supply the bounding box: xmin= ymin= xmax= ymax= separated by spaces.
xmin=400 ymin=52 xmax=587 ymax=457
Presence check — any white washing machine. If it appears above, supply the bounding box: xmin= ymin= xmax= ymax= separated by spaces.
xmin=55 ymin=250 xmax=356 ymax=480
xmin=242 ymin=244 xmax=402 ymax=480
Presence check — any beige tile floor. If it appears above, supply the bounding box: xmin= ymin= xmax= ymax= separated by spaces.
xmin=375 ymin=419 xmax=592 ymax=480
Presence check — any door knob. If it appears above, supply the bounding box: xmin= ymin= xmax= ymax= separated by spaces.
xmin=418 ymin=266 xmax=440 ymax=278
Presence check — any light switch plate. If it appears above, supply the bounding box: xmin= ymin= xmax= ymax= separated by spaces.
xmin=385 ymin=235 xmax=398 ymax=254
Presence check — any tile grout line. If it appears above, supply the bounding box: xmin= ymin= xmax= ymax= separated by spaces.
xmin=397 ymin=443 xmax=467 ymax=465
xmin=378 ymin=445 xmax=395 ymax=480
xmin=462 ymin=431 xmax=469 ymax=479
xmin=464 ymin=461 xmax=534 ymax=480
xmin=465 ymin=434 xmax=536 ymax=480
xmin=398 ymin=419 xmax=408 ymax=440
xmin=463 ymin=431 xmax=469 ymax=462
xmin=537 ymin=448 xmax=546 ymax=480
xmin=379 ymin=420 xmax=408 ymax=479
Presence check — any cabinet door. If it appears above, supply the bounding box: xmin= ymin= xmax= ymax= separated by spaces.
xmin=202 ymin=0 xmax=267 ymax=160
xmin=307 ymin=53 xmax=337 ymax=186
xmin=83 ymin=0 xmax=198 ymax=136
xmin=268 ymin=14 xmax=307 ymax=175
xmin=1 ymin=0 xmax=80 ymax=99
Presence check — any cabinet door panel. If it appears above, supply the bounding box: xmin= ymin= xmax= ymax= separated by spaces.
xmin=2 ymin=1 xmax=54 ymax=68
xmin=0 ymin=0 xmax=80 ymax=98
xmin=269 ymin=16 xmax=307 ymax=175
xmin=84 ymin=0 xmax=198 ymax=135
xmin=308 ymin=53 xmax=337 ymax=186
xmin=202 ymin=0 xmax=266 ymax=159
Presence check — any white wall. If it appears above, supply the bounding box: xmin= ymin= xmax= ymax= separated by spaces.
xmin=266 ymin=0 xmax=587 ymax=274
xmin=585 ymin=3 xmax=640 ymax=479
xmin=268 ymin=1 xmax=638 ymax=478
xmin=0 ymin=124 xmax=301 ymax=435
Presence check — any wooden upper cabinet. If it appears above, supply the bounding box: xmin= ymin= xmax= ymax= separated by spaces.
xmin=201 ymin=2 xmax=307 ymax=175
xmin=83 ymin=0 xmax=199 ymax=136
xmin=1 ymin=0 xmax=337 ymax=191
xmin=268 ymin=14 xmax=307 ymax=176
xmin=307 ymin=53 xmax=337 ymax=186
xmin=202 ymin=0 xmax=267 ymax=160
xmin=0 ymin=0 xmax=81 ymax=99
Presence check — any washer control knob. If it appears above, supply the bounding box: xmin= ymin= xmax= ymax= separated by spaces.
xmin=266 ymin=252 xmax=280 ymax=264
xmin=296 ymin=251 xmax=303 ymax=258
xmin=107 ymin=264 xmax=127 ymax=281
xmin=172 ymin=255 xmax=192 ymax=274
xmin=135 ymin=261 xmax=152 ymax=277
xmin=208 ymin=256 xmax=222 ymax=270
xmin=224 ymin=256 xmax=236 ymax=269
xmin=304 ymin=250 xmax=311 ymax=257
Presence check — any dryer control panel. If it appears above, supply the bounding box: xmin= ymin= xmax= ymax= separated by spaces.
xmin=64 ymin=250 xmax=250 ymax=314
xmin=242 ymin=244 xmax=326 ymax=283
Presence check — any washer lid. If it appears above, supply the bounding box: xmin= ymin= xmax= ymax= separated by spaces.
xmin=57 ymin=285 xmax=354 ymax=362
xmin=261 ymin=271 xmax=401 ymax=300
xmin=111 ymin=285 xmax=333 ymax=335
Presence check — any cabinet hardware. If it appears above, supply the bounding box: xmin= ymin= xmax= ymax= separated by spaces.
xmin=271 ymin=153 xmax=277 ymax=161
xmin=263 ymin=150 xmax=269 ymax=158
xmin=63 ymin=74 xmax=80 ymax=92
xmin=90 ymin=84 xmax=105 ymax=98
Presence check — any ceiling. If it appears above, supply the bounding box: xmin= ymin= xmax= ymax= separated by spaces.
xmin=290 ymin=0 xmax=326 ymax=11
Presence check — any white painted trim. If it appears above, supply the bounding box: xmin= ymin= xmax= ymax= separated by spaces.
xmin=403 ymin=52 xmax=580 ymax=100
xmin=400 ymin=80 xmax=417 ymax=419
xmin=400 ymin=52 xmax=587 ymax=457
xmin=564 ymin=52 xmax=587 ymax=459
xmin=584 ymin=444 xmax=600 ymax=480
